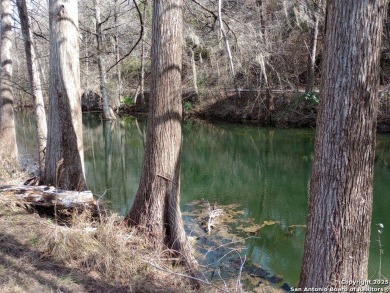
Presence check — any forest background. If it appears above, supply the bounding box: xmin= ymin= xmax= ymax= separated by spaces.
xmin=9 ymin=0 xmax=390 ymax=130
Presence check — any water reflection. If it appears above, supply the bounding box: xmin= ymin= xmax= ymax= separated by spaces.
xmin=16 ymin=112 xmax=390 ymax=287
xmin=83 ymin=114 xmax=145 ymax=215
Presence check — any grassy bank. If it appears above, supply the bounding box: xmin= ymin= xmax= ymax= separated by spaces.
xmin=0 ymin=186 xmax=286 ymax=293
xmin=0 ymin=155 xmax=285 ymax=292
xmin=0 ymin=193 xmax=198 ymax=292
xmin=2 ymin=159 xmax=198 ymax=292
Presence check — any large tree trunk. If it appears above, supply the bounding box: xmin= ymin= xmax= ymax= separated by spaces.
xmin=299 ymin=0 xmax=387 ymax=289
xmin=16 ymin=0 xmax=47 ymax=177
xmin=126 ymin=0 xmax=198 ymax=273
xmin=0 ymin=0 xmax=18 ymax=166
xmin=44 ymin=0 xmax=87 ymax=191
xmin=43 ymin=3 xmax=62 ymax=186
xmin=94 ymin=0 xmax=116 ymax=120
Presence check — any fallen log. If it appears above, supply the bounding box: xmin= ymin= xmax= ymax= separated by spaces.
xmin=0 ymin=184 xmax=99 ymax=212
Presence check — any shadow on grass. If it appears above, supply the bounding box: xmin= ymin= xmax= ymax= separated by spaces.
xmin=0 ymin=232 xmax=130 ymax=293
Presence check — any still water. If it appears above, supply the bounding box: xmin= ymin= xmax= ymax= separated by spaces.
xmin=16 ymin=112 xmax=390 ymax=287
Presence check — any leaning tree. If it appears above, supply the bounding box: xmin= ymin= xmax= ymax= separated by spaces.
xmin=299 ymin=0 xmax=387 ymax=289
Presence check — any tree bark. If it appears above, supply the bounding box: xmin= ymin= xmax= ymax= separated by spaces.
xmin=43 ymin=2 xmax=62 ymax=186
xmin=299 ymin=0 xmax=387 ymax=289
xmin=0 ymin=0 xmax=18 ymax=165
xmin=94 ymin=0 xmax=116 ymax=120
xmin=16 ymin=0 xmax=48 ymax=177
xmin=126 ymin=0 xmax=198 ymax=274
xmin=44 ymin=0 xmax=87 ymax=191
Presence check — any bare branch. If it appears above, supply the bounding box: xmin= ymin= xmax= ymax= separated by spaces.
xmin=106 ymin=0 xmax=143 ymax=72
xmin=32 ymin=32 xmax=49 ymax=42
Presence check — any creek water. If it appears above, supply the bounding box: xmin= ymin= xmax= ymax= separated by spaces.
xmin=16 ymin=112 xmax=390 ymax=287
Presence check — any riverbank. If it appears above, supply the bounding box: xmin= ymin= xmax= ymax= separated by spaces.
xmin=0 ymin=162 xmax=195 ymax=292
xmin=16 ymin=88 xmax=390 ymax=132
xmin=0 ymin=173 xmax=285 ymax=293
xmin=0 ymin=189 xmax=197 ymax=292
xmin=119 ymin=88 xmax=390 ymax=132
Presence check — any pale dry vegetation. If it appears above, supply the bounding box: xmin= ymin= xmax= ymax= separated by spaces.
xmin=0 ymin=156 xmax=28 ymax=184
xmin=0 ymin=193 xmax=283 ymax=293
xmin=0 ymin=193 xmax=197 ymax=293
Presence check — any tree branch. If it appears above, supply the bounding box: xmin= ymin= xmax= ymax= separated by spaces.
xmin=32 ymin=32 xmax=49 ymax=42
xmin=106 ymin=0 xmax=143 ymax=72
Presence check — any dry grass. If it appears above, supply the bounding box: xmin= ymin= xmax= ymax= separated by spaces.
xmin=0 ymin=193 xmax=200 ymax=293
xmin=0 ymin=191 xmax=286 ymax=293
xmin=0 ymin=156 xmax=27 ymax=184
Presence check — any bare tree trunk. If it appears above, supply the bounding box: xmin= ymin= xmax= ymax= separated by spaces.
xmin=305 ymin=0 xmax=321 ymax=93
xmin=113 ymin=0 xmax=121 ymax=109
xmin=218 ymin=0 xmax=235 ymax=78
xmin=16 ymin=0 xmax=47 ymax=177
xmin=190 ymin=48 xmax=198 ymax=95
xmin=43 ymin=3 xmax=62 ymax=186
xmin=257 ymin=0 xmax=273 ymax=125
xmin=94 ymin=0 xmax=116 ymax=120
xmin=299 ymin=0 xmax=387 ymax=289
xmin=126 ymin=0 xmax=198 ymax=275
xmin=44 ymin=0 xmax=87 ymax=191
xmin=138 ymin=0 xmax=147 ymax=106
xmin=0 ymin=0 xmax=18 ymax=165
xmin=139 ymin=36 xmax=145 ymax=104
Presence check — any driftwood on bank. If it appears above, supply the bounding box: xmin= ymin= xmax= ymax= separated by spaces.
xmin=0 ymin=184 xmax=100 ymax=213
